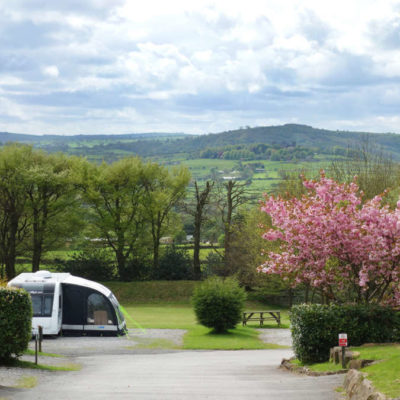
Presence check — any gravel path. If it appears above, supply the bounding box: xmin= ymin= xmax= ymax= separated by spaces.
xmin=5 ymin=350 xmax=344 ymax=400
xmin=257 ymin=328 xmax=292 ymax=347
xmin=0 ymin=328 xmax=344 ymax=400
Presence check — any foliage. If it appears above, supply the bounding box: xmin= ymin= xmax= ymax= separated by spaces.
xmin=202 ymin=251 xmax=224 ymax=277
xmin=154 ymin=245 xmax=193 ymax=280
xmin=329 ymin=139 xmax=400 ymax=202
xmin=141 ymin=163 xmax=191 ymax=269
xmin=290 ymin=304 xmax=400 ymax=364
xmin=0 ymin=145 xmax=86 ymax=279
xmin=0 ymin=144 xmax=34 ymax=279
xmin=81 ymin=157 xmax=148 ymax=278
xmin=55 ymin=247 xmax=116 ymax=281
xmin=226 ymin=207 xmax=281 ymax=288
xmin=120 ymin=256 xmax=153 ymax=281
xmin=260 ymin=171 xmax=400 ymax=305
xmin=0 ymin=287 xmax=32 ymax=360
xmin=192 ymin=276 xmax=246 ymax=333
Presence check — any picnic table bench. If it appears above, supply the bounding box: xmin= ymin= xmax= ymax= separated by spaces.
xmin=242 ymin=310 xmax=281 ymax=327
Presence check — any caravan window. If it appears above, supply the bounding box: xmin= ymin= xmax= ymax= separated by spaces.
xmin=87 ymin=292 xmax=114 ymax=325
xmin=108 ymin=294 xmax=125 ymax=324
xmin=31 ymin=294 xmax=54 ymax=317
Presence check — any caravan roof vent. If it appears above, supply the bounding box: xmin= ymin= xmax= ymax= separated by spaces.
xmin=35 ymin=270 xmax=52 ymax=279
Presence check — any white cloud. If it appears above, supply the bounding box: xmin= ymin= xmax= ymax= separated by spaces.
xmin=42 ymin=65 xmax=59 ymax=78
xmin=1 ymin=0 xmax=400 ymax=134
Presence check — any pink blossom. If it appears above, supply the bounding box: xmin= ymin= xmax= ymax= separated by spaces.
xmin=259 ymin=171 xmax=400 ymax=306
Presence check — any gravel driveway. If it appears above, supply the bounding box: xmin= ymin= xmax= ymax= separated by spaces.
xmin=0 ymin=329 xmax=343 ymax=400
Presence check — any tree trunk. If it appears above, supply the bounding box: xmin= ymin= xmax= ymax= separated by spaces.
xmin=32 ymin=209 xmax=46 ymax=272
xmin=152 ymin=213 xmax=161 ymax=270
xmin=223 ymin=181 xmax=233 ymax=275
xmin=116 ymin=248 xmax=126 ymax=280
xmin=193 ymin=217 xmax=201 ymax=280
xmin=5 ymin=219 xmax=18 ymax=280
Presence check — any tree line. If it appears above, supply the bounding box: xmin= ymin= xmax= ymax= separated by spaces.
xmin=0 ymin=144 xmax=255 ymax=282
xmin=0 ymin=144 xmax=191 ymax=280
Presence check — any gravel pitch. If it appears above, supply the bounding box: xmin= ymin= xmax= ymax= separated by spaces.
xmin=0 ymin=328 xmax=291 ymax=393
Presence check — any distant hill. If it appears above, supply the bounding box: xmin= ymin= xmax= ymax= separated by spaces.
xmin=0 ymin=131 xmax=188 ymax=144
xmin=1 ymin=124 xmax=400 ymax=161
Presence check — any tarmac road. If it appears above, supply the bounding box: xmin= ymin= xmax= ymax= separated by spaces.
xmin=4 ymin=349 xmax=343 ymax=400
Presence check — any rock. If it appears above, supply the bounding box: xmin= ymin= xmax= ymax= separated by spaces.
xmin=344 ymin=369 xmax=388 ymax=400
xmin=348 ymin=359 xmax=375 ymax=370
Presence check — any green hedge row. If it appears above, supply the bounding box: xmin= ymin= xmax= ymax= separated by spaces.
xmin=0 ymin=287 xmax=32 ymax=360
xmin=290 ymin=304 xmax=400 ymax=364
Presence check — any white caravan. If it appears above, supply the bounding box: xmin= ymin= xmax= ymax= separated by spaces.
xmin=8 ymin=271 xmax=126 ymax=336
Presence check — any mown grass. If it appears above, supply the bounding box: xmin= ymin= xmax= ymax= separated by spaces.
xmin=121 ymin=301 xmax=289 ymax=350
xmin=2 ymin=358 xmax=81 ymax=371
xmin=24 ymin=349 xmax=64 ymax=358
xmin=106 ymin=281 xmax=200 ymax=304
xmin=291 ymin=344 xmax=400 ymax=398
xmin=183 ymin=326 xmax=286 ymax=350
xmin=354 ymin=344 xmax=400 ymax=398
xmin=122 ymin=304 xmax=196 ymax=329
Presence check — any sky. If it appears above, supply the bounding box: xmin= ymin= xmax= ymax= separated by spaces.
xmin=0 ymin=0 xmax=400 ymax=135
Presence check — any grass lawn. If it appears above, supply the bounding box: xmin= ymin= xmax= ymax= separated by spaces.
xmin=354 ymin=344 xmax=400 ymax=399
xmin=121 ymin=302 xmax=289 ymax=350
xmin=183 ymin=326 xmax=285 ymax=350
xmin=292 ymin=344 xmax=400 ymax=399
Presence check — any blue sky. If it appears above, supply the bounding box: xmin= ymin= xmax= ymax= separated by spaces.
xmin=0 ymin=0 xmax=400 ymax=135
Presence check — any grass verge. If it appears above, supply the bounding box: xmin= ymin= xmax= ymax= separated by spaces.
xmin=290 ymin=359 xmax=345 ymax=373
xmin=2 ymin=358 xmax=81 ymax=371
xmin=24 ymin=349 xmax=64 ymax=358
xmin=291 ymin=344 xmax=400 ymax=399
xmin=353 ymin=344 xmax=400 ymax=399
xmin=122 ymin=302 xmax=289 ymax=350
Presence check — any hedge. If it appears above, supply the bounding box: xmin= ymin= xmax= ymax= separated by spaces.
xmin=290 ymin=304 xmax=400 ymax=364
xmin=0 ymin=287 xmax=32 ymax=360
xmin=192 ymin=277 xmax=246 ymax=333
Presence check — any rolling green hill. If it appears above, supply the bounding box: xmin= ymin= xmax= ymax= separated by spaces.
xmin=2 ymin=123 xmax=399 ymax=160
xmin=1 ymin=124 xmax=398 ymax=195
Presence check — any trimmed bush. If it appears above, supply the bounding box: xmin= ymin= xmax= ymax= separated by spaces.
xmin=291 ymin=304 xmax=400 ymax=364
xmin=192 ymin=277 xmax=246 ymax=333
xmin=0 ymin=287 xmax=32 ymax=360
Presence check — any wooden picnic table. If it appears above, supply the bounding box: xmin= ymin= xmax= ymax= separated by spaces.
xmin=242 ymin=310 xmax=281 ymax=327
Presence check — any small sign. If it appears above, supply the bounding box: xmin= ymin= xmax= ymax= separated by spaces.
xmin=339 ymin=333 xmax=348 ymax=347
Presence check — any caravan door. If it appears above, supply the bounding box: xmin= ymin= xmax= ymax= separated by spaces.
xmin=62 ymin=284 xmax=85 ymax=332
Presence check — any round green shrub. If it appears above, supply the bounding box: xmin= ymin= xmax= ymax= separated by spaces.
xmin=0 ymin=287 xmax=32 ymax=360
xmin=192 ymin=276 xmax=246 ymax=333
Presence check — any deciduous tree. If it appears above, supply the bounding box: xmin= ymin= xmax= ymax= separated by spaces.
xmin=260 ymin=171 xmax=400 ymax=305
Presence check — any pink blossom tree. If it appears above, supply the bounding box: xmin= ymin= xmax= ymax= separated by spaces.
xmin=259 ymin=171 xmax=400 ymax=305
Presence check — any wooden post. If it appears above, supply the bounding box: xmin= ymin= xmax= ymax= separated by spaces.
xmin=34 ymin=333 xmax=38 ymax=365
xmin=342 ymin=346 xmax=346 ymax=369
xmin=38 ymin=325 xmax=43 ymax=353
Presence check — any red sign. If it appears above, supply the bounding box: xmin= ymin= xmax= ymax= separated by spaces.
xmin=339 ymin=333 xmax=348 ymax=347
